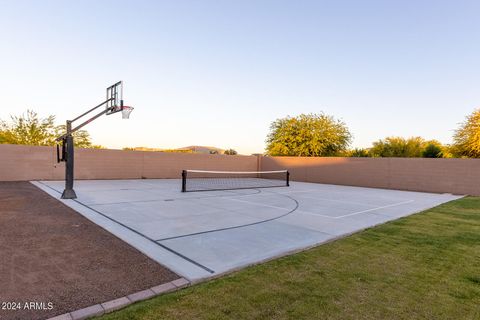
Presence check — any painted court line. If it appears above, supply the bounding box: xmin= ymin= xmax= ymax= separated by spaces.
xmin=156 ymin=194 xmax=299 ymax=242
xmin=228 ymin=196 xmax=293 ymax=211
xmin=266 ymin=189 xmax=388 ymax=207
xmin=292 ymin=193 xmax=381 ymax=207
xmin=337 ymin=200 xmax=415 ymax=218
xmin=299 ymin=200 xmax=415 ymax=219
xmin=35 ymin=181 xmax=215 ymax=274
xmin=87 ymin=189 xmax=262 ymax=206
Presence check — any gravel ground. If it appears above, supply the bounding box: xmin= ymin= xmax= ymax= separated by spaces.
xmin=0 ymin=181 xmax=179 ymax=320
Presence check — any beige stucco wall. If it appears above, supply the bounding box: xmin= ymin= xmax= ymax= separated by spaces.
xmin=0 ymin=144 xmax=258 ymax=181
xmin=1 ymin=144 xmax=479 ymax=195
xmin=261 ymin=156 xmax=480 ymax=195
xmin=0 ymin=144 xmax=56 ymax=181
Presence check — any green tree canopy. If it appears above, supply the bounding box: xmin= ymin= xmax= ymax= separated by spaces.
xmin=0 ymin=110 xmax=98 ymax=148
xmin=452 ymin=109 xmax=480 ymax=158
xmin=369 ymin=137 xmax=446 ymax=158
xmin=422 ymin=140 xmax=444 ymax=158
xmin=0 ymin=110 xmax=56 ymax=145
xmin=0 ymin=130 xmax=10 ymax=144
xmin=266 ymin=113 xmax=352 ymax=156
xmin=347 ymin=148 xmax=370 ymax=157
xmin=369 ymin=136 xmax=425 ymax=157
xmin=55 ymin=125 xmax=95 ymax=148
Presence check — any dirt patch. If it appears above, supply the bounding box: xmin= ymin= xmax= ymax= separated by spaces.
xmin=0 ymin=181 xmax=179 ymax=320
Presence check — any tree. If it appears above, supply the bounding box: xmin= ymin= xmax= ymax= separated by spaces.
xmin=0 ymin=130 xmax=10 ymax=144
xmin=369 ymin=137 xmax=447 ymax=158
xmin=347 ymin=148 xmax=370 ymax=157
xmin=55 ymin=125 xmax=96 ymax=148
xmin=224 ymin=149 xmax=238 ymax=155
xmin=0 ymin=110 xmax=98 ymax=148
xmin=369 ymin=136 xmax=425 ymax=157
xmin=265 ymin=113 xmax=352 ymax=156
xmin=452 ymin=109 xmax=480 ymax=158
xmin=422 ymin=141 xmax=444 ymax=158
xmin=0 ymin=110 xmax=56 ymax=145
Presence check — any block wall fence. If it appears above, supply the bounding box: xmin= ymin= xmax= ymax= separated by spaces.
xmin=1 ymin=144 xmax=479 ymax=195
xmin=260 ymin=156 xmax=480 ymax=196
xmin=0 ymin=144 xmax=257 ymax=181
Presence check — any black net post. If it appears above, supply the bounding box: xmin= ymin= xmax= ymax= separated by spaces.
xmin=286 ymin=171 xmax=290 ymax=186
xmin=181 ymin=170 xmax=187 ymax=192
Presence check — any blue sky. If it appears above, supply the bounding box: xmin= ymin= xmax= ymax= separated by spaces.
xmin=1 ymin=0 xmax=479 ymax=154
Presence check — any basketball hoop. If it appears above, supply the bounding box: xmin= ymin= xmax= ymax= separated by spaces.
xmin=121 ymin=106 xmax=134 ymax=119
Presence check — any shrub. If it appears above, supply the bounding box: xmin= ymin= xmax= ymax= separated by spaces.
xmin=347 ymin=148 xmax=370 ymax=157
xmin=224 ymin=149 xmax=238 ymax=155
xmin=369 ymin=136 xmax=425 ymax=157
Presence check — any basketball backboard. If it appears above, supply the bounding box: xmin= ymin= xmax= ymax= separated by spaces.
xmin=106 ymin=81 xmax=123 ymax=115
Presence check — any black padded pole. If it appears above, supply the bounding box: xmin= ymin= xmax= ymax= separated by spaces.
xmin=61 ymin=121 xmax=77 ymax=199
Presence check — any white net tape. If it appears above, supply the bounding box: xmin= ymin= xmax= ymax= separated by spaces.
xmin=182 ymin=170 xmax=289 ymax=192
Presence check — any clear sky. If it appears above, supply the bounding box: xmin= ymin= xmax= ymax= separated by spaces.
xmin=1 ymin=0 xmax=479 ymax=154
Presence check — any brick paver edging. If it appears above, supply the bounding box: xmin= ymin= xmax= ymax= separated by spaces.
xmin=47 ymin=277 xmax=190 ymax=320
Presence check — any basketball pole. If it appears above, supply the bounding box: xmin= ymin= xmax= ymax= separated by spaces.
xmin=58 ymin=107 xmax=113 ymax=200
xmin=56 ymin=81 xmax=132 ymax=200
xmin=61 ymin=120 xmax=77 ymax=199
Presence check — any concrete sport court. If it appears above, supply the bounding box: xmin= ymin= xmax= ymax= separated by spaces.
xmin=33 ymin=179 xmax=461 ymax=281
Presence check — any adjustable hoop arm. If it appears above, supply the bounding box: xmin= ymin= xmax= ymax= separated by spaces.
xmin=56 ymin=98 xmax=115 ymax=143
xmin=55 ymin=98 xmax=118 ymax=164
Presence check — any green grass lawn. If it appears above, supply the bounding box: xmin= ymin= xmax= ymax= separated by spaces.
xmin=99 ymin=197 xmax=480 ymax=320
